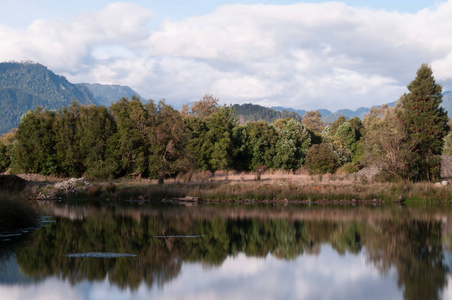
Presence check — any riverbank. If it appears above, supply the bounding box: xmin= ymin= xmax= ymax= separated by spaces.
xmin=108 ymin=180 xmax=451 ymax=204
xmin=22 ymin=172 xmax=452 ymax=204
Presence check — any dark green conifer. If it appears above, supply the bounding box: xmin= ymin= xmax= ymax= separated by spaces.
xmin=398 ymin=64 xmax=449 ymax=180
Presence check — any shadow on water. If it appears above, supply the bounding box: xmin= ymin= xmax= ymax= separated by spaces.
xmin=1 ymin=202 xmax=452 ymax=299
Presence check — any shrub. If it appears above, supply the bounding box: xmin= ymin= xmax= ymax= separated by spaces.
xmin=305 ymin=143 xmax=339 ymax=174
xmin=341 ymin=162 xmax=359 ymax=174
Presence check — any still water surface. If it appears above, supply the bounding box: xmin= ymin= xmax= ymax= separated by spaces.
xmin=1 ymin=203 xmax=452 ymax=300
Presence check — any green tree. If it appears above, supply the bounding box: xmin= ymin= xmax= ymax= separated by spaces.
xmin=148 ymin=101 xmax=189 ymax=183
xmin=347 ymin=117 xmax=364 ymax=141
xmin=0 ymin=129 xmax=16 ymax=172
xmin=79 ymin=105 xmax=118 ymax=178
xmin=109 ymin=96 xmax=153 ymax=177
xmin=273 ymin=119 xmax=312 ymax=170
xmin=12 ymin=107 xmax=58 ymax=175
xmin=335 ymin=122 xmax=357 ymax=152
xmin=329 ymin=116 xmax=346 ymax=137
xmin=240 ymin=121 xmax=278 ymax=170
xmin=186 ymin=106 xmax=239 ymax=172
xmin=362 ymin=105 xmax=418 ymax=180
xmin=443 ymin=131 xmax=452 ymax=156
xmin=53 ymin=102 xmax=85 ymax=177
xmin=398 ymin=64 xmax=449 ymax=180
xmin=305 ymin=143 xmax=339 ymax=174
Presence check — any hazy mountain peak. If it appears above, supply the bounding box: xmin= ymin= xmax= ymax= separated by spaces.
xmin=78 ymin=83 xmax=141 ymax=106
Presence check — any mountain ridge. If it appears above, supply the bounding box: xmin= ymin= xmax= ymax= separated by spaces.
xmin=79 ymin=83 xmax=141 ymax=107
xmin=272 ymin=96 xmax=451 ymax=123
xmin=0 ymin=62 xmax=141 ymax=133
xmin=0 ymin=62 xmax=96 ymax=133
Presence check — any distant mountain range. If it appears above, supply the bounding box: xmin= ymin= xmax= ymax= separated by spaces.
xmin=0 ymin=62 xmax=140 ymax=133
xmin=79 ymin=83 xmax=141 ymax=107
xmin=272 ymin=94 xmax=452 ymax=124
xmin=271 ymin=105 xmax=391 ymax=123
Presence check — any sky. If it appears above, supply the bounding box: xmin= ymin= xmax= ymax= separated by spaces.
xmin=0 ymin=0 xmax=451 ymax=111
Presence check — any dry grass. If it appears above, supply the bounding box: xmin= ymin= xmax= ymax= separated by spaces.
xmin=87 ymin=176 xmax=452 ymax=203
xmin=18 ymin=170 xmax=452 ymax=203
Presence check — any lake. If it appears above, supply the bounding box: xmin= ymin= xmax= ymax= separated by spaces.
xmin=1 ymin=202 xmax=452 ymax=300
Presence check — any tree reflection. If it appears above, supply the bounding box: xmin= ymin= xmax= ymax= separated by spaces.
xmin=365 ymin=220 xmax=447 ymax=300
xmin=6 ymin=205 xmax=451 ymax=299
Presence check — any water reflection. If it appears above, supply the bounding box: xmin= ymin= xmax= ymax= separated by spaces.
xmin=1 ymin=203 xmax=451 ymax=299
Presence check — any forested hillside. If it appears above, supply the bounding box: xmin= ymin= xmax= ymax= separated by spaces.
xmin=233 ymin=103 xmax=302 ymax=123
xmin=0 ymin=88 xmax=44 ymax=134
xmin=0 ymin=62 xmax=95 ymax=133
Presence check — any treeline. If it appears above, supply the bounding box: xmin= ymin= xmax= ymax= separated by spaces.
xmin=0 ymin=64 xmax=450 ymax=181
xmin=0 ymin=94 xmax=359 ymax=180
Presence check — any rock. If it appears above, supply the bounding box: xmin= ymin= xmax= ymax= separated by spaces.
xmin=356 ymin=165 xmax=380 ymax=180
xmin=33 ymin=178 xmax=91 ymax=199
xmin=54 ymin=178 xmax=90 ymax=192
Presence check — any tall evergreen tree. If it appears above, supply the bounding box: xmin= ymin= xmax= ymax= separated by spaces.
xmin=398 ymin=64 xmax=449 ymax=180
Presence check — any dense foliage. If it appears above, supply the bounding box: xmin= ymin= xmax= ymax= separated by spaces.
xmin=1 ymin=64 xmax=452 ymax=181
xmin=305 ymin=143 xmax=339 ymax=174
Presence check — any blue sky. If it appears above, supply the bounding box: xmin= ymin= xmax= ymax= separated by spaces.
xmin=0 ymin=0 xmax=451 ymax=110
xmin=1 ymin=0 xmax=443 ymax=27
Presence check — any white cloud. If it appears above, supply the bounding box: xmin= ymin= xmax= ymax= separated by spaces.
xmin=0 ymin=2 xmax=154 ymax=72
xmin=2 ymin=1 xmax=452 ymax=110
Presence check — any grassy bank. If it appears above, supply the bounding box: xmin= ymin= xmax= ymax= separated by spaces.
xmin=0 ymin=191 xmax=37 ymax=232
xmin=56 ymin=174 xmax=452 ymax=204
